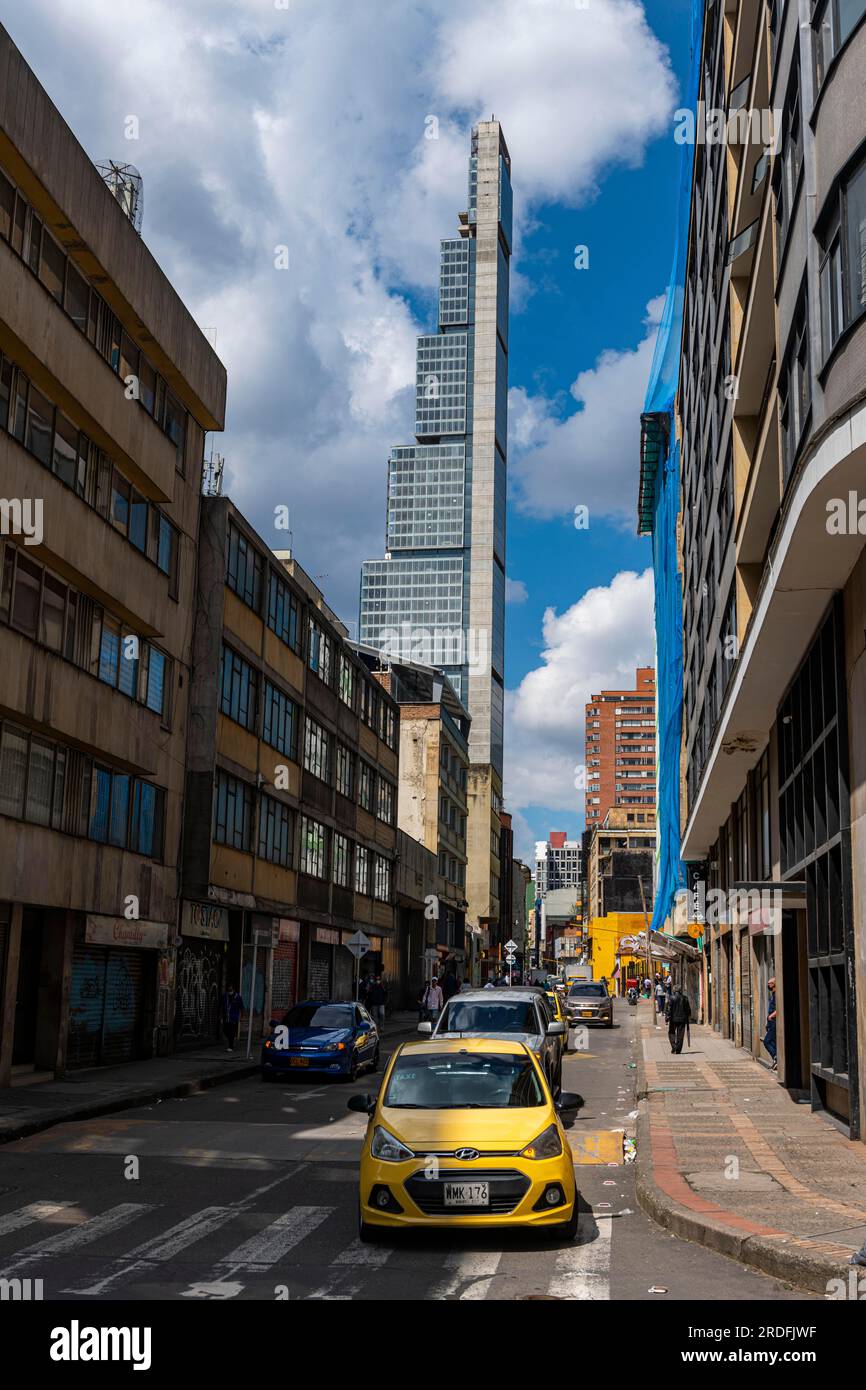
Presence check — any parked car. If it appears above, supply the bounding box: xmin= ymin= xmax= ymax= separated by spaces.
xmin=565 ymin=980 xmax=613 ymax=1028
xmin=261 ymin=1000 xmax=380 ymax=1081
xmin=348 ymin=1037 xmax=582 ymax=1241
xmin=419 ymin=988 xmax=565 ymax=1094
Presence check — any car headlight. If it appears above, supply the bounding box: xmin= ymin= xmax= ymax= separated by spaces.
xmin=520 ymin=1124 xmax=563 ymax=1160
xmin=370 ymin=1126 xmax=415 ymax=1163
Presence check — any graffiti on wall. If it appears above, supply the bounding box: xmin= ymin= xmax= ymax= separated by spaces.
xmin=176 ymin=943 xmax=222 ymax=1042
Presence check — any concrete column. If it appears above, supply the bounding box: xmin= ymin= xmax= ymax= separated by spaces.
xmin=0 ymin=902 xmax=22 ymax=1088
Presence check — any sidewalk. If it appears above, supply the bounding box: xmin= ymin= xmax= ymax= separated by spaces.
xmin=634 ymin=1002 xmax=866 ymax=1294
xmin=0 ymin=1010 xmax=420 ymax=1146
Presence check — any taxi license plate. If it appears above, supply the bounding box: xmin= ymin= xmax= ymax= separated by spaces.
xmin=444 ymin=1182 xmax=489 ymax=1207
xmin=290 ymin=1056 xmax=309 ymax=1067
xmin=580 ymin=1010 xmax=593 ymax=1017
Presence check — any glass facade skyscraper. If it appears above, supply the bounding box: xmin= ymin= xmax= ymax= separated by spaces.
xmin=360 ymin=121 xmax=511 ymax=779
xmin=360 ymin=121 xmax=512 ymax=939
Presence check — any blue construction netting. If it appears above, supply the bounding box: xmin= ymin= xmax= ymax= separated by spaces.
xmin=645 ymin=0 xmax=705 ymax=935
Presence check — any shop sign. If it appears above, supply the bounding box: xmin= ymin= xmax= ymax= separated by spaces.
xmin=315 ymin=927 xmax=340 ymax=945
xmin=182 ymin=901 xmax=229 ymax=941
xmin=85 ymin=916 xmax=169 ymax=950
xmin=278 ymin=919 xmax=300 ymax=943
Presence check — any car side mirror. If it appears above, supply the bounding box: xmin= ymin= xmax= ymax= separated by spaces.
xmin=417 ymin=1021 xmax=432 ymax=1034
xmin=547 ymin=1020 xmax=566 ymax=1036
xmin=347 ymin=1094 xmax=375 ymax=1114
xmin=556 ymin=1092 xmax=584 ymax=1112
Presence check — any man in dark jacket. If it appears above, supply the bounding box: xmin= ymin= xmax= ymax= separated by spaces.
xmin=665 ymin=986 xmax=692 ymax=1054
xmin=367 ymin=976 xmax=387 ymax=1028
xmin=221 ymin=984 xmax=243 ymax=1052
xmin=442 ymin=970 xmax=460 ymax=1002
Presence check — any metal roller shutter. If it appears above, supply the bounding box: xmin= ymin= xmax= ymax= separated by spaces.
xmin=68 ymin=947 xmax=107 ymax=1069
xmin=101 ymin=950 xmax=145 ymax=1065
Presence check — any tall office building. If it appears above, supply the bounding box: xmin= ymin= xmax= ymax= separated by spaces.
xmin=360 ymin=121 xmax=512 ymax=939
xmin=535 ymin=832 xmax=582 ymax=894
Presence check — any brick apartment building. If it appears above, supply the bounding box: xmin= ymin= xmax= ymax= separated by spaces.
xmin=584 ymin=667 xmax=657 ymax=831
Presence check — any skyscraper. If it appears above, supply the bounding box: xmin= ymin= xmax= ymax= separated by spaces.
xmin=360 ymin=121 xmax=512 ymax=940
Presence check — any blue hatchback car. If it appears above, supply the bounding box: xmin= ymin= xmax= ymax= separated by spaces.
xmin=261 ymin=1000 xmax=380 ymax=1082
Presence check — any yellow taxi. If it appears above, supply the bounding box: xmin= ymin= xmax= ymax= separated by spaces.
xmin=347 ymin=1037 xmax=582 ymax=1242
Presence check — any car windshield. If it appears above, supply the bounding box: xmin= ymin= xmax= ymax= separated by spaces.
xmin=568 ymin=984 xmax=607 ymax=998
xmin=439 ymin=1001 xmax=538 ymax=1034
xmin=281 ymin=1005 xmax=353 ymax=1029
xmin=384 ymin=1053 xmax=544 ymax=1108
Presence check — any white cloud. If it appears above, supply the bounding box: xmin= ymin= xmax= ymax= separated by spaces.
xmin=505 ymin=576 xmax=528 ymax=604
xmin=504 ymin=568 xmax=655 ymax=815
xmin=509 ymin=295 xmax=665 ymax=526
xmin=5 ymin=1 xmax=676 ymax=620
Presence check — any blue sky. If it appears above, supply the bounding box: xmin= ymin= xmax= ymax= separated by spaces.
xmin=8 ymin=0 xmax=693 ymax=861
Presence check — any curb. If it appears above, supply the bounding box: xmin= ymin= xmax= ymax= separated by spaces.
xmin=0 ymin=1021 xmax=421 ymax=1147
xmin=634 ymin=1096 xmax=853 ymax=1297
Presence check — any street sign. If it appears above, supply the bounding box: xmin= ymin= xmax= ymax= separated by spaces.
xmin=346 ymin=929 xmax=372 ymax=960
xmin=424 ymin=947 xmax=440 ymax=963
xmin=505 ymin=938 xmax=518 ymax=953
xmin=505 ymin=952 xmax=516 ymax=965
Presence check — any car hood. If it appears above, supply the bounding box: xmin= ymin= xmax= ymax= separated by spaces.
xmin=269 ymin=1027 xmax=352 ymax=1047
xmin=434 ymin=1029 xmax=544 ymax=1051
xmin=379 ymin=1104 xmax=554 ymax=1152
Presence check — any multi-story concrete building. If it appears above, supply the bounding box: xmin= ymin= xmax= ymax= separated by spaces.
xmin=350 ymin=646 xmax=469 ymax=977
xmin=657 ymin=0 xmax=866 ymax=1140
xmin=585 ymin=809 xmax=657 ymax=925
xmin=534 ymin=831 xmax=582 ymax=894
xmin=181 ymin=500 xmax=399 ymax=1042
xmin=359 ymin=121 xmax=512 ymax=947
xmin=584 ymin=668 xmax=657 ymax=829
xmin=0 ymin=29 xmax=226 ymax=1082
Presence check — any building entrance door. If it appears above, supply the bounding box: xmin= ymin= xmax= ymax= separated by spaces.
xmin=12 ymin=911 xmax=43 ymax=1065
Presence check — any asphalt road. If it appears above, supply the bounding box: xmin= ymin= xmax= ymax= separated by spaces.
xmin=0 ymin=1006 xmax=815 ymax=1301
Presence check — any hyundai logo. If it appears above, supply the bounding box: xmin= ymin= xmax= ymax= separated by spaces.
xmin=455 ymin=1148 xmax=480 ymax=1161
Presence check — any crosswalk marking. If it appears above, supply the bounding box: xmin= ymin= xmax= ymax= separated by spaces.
xmin=551 ymin=1214 xmax=612 ymax=1299
xmin=64 ymin=1206 xmax=240 ymax=1296
xmin=216 ymin=1205 xmax=333 ymax=1272
xmin=0 ymin=1203 xmax=152 ymax=1278
xmin=0 ymin=1202 xmax=71 ymax=1236
xmin=333 ymin=1237 xmax=391 ymax=1268
xmin=430 ymin=1248 xmax=504 ymax=1300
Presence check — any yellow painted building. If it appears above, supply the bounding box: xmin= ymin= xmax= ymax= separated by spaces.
xmin=587 ymin=913 xmax=649 ymax=992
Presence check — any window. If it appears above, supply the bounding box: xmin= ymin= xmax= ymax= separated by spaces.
xmin=374 ymin=854 xmax=392 ymax=903
xmin=88 ymin=764 xmax=163 ymax=858
xmin=779 ymin=290 xmax=811 ymax=484
xmin=262 ymin=681 xmax=297 ymax=759
xmin=143 ymin=646 xmax=168 ymax=720
xmin=355 ymin=844 xmax=370 ymax=895
xmin=338 ymin=653 xmax=356 ymax=708
xmin=818 ymin=156 xmax=866 ymax=360
xmin=258 ymin=794 xmax=292 ymax=867
xmin=226 ymin=523 xmax=263 ymax=612
xmin=815 ymin=0 xmax=866 ymax=88
xmin=308 ymin=619 xmax=332 ymax=684
xmin=130 ymin=779 xmax=164 ymax=857
xmin=220 ymin=645 xmax=259 ymax=732
xmin=382 ymin=705 xmax=397 ymax=750
xmin=362 ymin=681 xmax=379 ymax=729
xmin=377 ymin=777 xmax=395 ymax=825
xmin=303 ymin=718 xmax=331 ymax=783
xmin=214 ymin=770 xmax=254 ymax=852
xmin=774 ymin=64 xmax=803 ymax=249
xmin=267 ymin=571 xmax=301 ymax=651
xmin=359 ymin=761 xmax=375 ymax=811
xmin=336 ymin=743 xmax=355 ymax=799
xmin=299 ymin=814 xmax=327 ymax=878
xmin=332 ymin=831 xmax=351 ymax=888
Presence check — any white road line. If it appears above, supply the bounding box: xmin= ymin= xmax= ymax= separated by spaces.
xmin=0 ymin=1203 xmax=152 ymax=1278
xmin=0 ymin=1202 xmax=71 ymax=1236
xmin=63 ymin=1206 xmax=240 ymax=1295
xmin=305 ymin=1274 xmax=363 ymax=1300
xmin=551 ymin=1214 xmax=612 ymax=1300
xmin=430 ymin=1249 xmax=504 ymax=1301
xmin=216 ymin=1205 xmax=333 ymax=1272
xmin=332 ymin=1237 xmax=391 ymax=1268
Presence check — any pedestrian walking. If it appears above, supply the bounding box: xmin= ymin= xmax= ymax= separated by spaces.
xmin=367 ymin=975 xmax=387 ymax=1029
xmin=665 ymin=985 xmax=692 ymax=1054
xmin=423 ymin=977 xmax=443 ymax=1022
xmin=442 ymin=969 xmax=460 ymax=1002
xmin=763 ymin=976 xmax=778 ymax=1070
xmin=220 ymin=983 xmax=243 ymax=1052
xmin=655 ymin=978 xmax=666 ymax=1015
